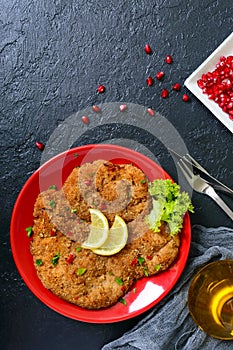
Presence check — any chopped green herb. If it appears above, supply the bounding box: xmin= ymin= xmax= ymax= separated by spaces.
xmin=26 ymin=226 xmax=33 ymax=237
xmin=119 ymin=298 xmax=127 ymax=305
xmin=155 ymin=264 xmax=161 ymax=272
xmin=133 ymin=287 xmax=137 ymax=293
xmin=115 ymin=277 xmax=124 ymax=285
xmin=52 ymin=253 xmax=60 ymax=265
xmin=50 ymin=200 xmax=55 ymax=208
xmin=48 ymin=185 xmax=57 ymax=190
xmin=65 ymin=206 xmax=70 ymax=211
xmin=75 ymin=247 xmax=82 ymax=253
xmin=77 ymin=268 xmax=87 ymax=276
xmin=138 ymin=257 xmax=145 ymax=266
xmin=89 ymin=172 xmax=96 ymax=177
xmin=73 ymin=153 xmax=79 ymax=157
xmin=144 ymin=267 xmax=149 ymax=277
xmin=71 ymin=208 xmax=77 ymax=213
xmin=35 ymin=259 xmax=43 ymax=266
xmin=141 ymin=179 xmax=146 ymax=184
xmin=109 ymin=271 xmax=114 ymax=276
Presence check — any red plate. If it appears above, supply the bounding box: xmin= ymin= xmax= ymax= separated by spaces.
xmin=10 ymin=144 xmax=191 ymax=323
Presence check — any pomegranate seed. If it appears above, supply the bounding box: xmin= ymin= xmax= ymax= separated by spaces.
xmin=146 ymin=108 xmax=155 ymax=116
xmin=36 ymin=141 xmax=45 ymax=151
xmin=146 ymin=255 xmax=152 ymax=260
xmin=144 ymin=44 xmax=152 ymax=54
xmin=156 ymin=71 xmax=164 ymax=80
xmin=131 ymin=258 xmax=138 ymax=267
xmin=172 ymin=83 xmax=181 ymax=91
xmin=161 ymin=89 xmax=169 ymax=98
xmin=182 ymin=94 xmax=190 ymax=102
xmin=100 ymin=203 xmax=107 ymax=210
xmin=119 ymin=104 xmax=128 ymax=112
xmin=165 ymin=55 xmax=173 ymax=64
xmin=67 ymin=231 xmax=74 ymax=237
xmin=50 ymin=229 xmax=57 ymax=236
xmin=66 ymin=254 xmax=74 ymax=264
xmin=92 ymin=105 xmax=101 ymax=113
xmin=82 ymin=116 xmax=89 ymax=124
xmin=97 ymin=85 xmax=105 ymax=93
xmin=84 ymin=179 xmax=91 ymax=186
xmin=146 ymin=76 xmax=154 ymax=86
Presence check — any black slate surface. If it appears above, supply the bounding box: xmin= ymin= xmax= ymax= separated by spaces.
xmin=1 ymin=1 xmax=233 ymax=349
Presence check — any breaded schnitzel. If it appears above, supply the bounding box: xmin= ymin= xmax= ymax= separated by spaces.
xmin=30 ymin=160 xmax=180 ymax=309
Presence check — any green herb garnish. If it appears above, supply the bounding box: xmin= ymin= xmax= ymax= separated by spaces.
xmin=71 ymin=208 xmax=77 ymax=213
xmin=48 ymin=185 xmax=57 ymax=190
xmin=119 ymin=298 xmax=127 ymax=305
xmin=115 ymin=277 xmax=124 ymax=285
xmin=52 ymin=253 xmax=60 ymax=265
xmin=50 ymin=200 xmax=55 ymax=208
xmin=146 ymin=179 xmax=194 ymax=235
xmin=26 ymin=226 xmax=33 ymax=237
xmin=77 ymin=268 xmax=87 ymax=276
xmin=144 ymin=267 xmax=149 ymax=277
xmin=75 ymin=247 xmax=82 ymax=253
xmin=155 ymin=264 xmax=161 ymax=272
xmin=35 ymin=259 xmax=43 ymax=266
xmin=141 ymin=179 xmax=146 ymax=184
xmin=138 ymin=257 xmax=145 ymax=266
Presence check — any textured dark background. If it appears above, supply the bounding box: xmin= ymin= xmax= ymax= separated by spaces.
xmin=1 ymin=1 xmax=233 ymax=349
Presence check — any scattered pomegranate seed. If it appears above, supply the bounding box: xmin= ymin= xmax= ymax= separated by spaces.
xmin=82 ymin=116 xmax=89 ymax=124
xmin=146 ymin=255 xmax=153 ymax=260
xmin=161 ymin=89 xmax=169 ymax=98
xmin=84 ymin=179 xmax=91 ymax=186
xmin=67 ymin=231 xmax=74 ymax=237
xmin=146 ymin=108 xmax=155 ymax=116
xmin=92 ymin=105 xmax=101 ymax=113
xmin=36 ymin=141 xmax=45 ymax=151
xmin=182 ymin=94 xmax=190 ymax=102
xmin=172 ymin=83 xmax=181 ymax=91
xmin=119 ymin=104 xmax=128 ymax=112
xmin=97 ymin=85 xmax=105 ymax=93
xmin=144 ymin=44 xmax=152 ymax=54
xmin=156 ymin=71 xmax=165 ymax=80
xmin=66 ymin=254 xmax=74 ymax=264
xmin=50 ymin=229 xmax=57 ymax=236
xmin=131 ymin=258 xmax=138 ymax=267
xmin=121 ymin=286 xmax=126 ymax=292
xmin=165 ymin=55 xmax=173 ymax=64
xmin=100 ymin=203 xmax=107 ymax=210
xmin=146 ymin=76 xmax=154 ymax=86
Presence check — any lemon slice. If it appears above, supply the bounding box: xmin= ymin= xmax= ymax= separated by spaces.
xmin=81 ymin=209 xmax=109 ymax=249
xmin=92 ymin=215 xmax=128 ymax=256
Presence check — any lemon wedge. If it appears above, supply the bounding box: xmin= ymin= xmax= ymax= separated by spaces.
xmin=92 ymin=215 xmax=128 ymax=256
xmin=81 ymin=209 xmax=109 ymax=249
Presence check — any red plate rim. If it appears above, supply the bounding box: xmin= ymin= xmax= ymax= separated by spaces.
xmin=10 ymin=143 xmax=191 ymax=323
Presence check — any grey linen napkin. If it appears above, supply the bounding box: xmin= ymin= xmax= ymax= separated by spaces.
xmin=102 ymin=225 xmax=233 ymax=350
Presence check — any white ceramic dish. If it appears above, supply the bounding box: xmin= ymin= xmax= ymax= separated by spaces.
xmin=185 ymin=32 xmax=233 ymax=134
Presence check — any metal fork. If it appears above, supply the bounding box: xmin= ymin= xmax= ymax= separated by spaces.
xmin=169 ymin=148 xmax=233 ymax=197
xmin=178 ymin=160 xmax=233 ymax=221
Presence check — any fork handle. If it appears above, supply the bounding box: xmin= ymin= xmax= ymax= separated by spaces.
xmin=205 ymin=186 xmax=233 ymax=221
